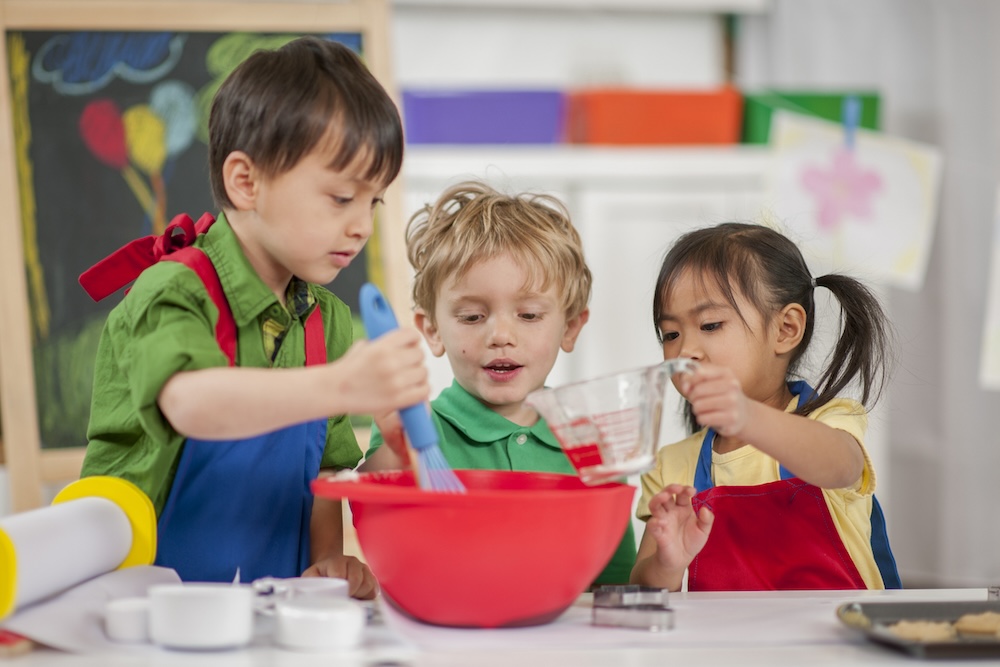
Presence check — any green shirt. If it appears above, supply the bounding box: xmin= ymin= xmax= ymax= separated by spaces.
xmin=370 ymin=380 xmax=637 ymax=584
xmin=81 ymin=213 xmax=362 ymax=515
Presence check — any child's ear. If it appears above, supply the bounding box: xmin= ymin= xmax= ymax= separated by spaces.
xmin=221 ymin=151 xmax=258 ymax=211
xmin=414 ymin=308 xmax=446 ymax=357
xmin=774 ymin=303 xmax=806 ymax=355
xmin=560 ymin=308 xmax=590 ymax=353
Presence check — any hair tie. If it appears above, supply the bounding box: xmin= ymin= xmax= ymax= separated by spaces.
xmin=810 ymin=277 xmax=818 ymax=289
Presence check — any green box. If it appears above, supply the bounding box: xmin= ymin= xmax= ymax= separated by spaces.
xmin=741 ymin=91 xmax=880 ymax=144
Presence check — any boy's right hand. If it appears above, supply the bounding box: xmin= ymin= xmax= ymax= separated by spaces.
xmin=332 ymin=328 xmax=430 ymax=415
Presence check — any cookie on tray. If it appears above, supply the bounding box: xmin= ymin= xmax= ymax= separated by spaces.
xmin=954 ymin=611 xmax=1000 ymax=637
xmin=887 ymin=620 xmax=957 ymax=642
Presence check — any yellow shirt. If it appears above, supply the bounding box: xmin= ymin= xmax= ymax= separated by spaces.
xmin=636 ymin=396 xmax=885 ymax=589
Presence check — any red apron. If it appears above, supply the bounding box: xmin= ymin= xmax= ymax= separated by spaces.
xmin=687 ymin=381 xmax=898 ymax=591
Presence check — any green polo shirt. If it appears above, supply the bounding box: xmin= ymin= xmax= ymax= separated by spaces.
xmin=369 ymin=380 xmax=637 ymax=584
xmin=81 ymin=213 xmax=361 ymax=515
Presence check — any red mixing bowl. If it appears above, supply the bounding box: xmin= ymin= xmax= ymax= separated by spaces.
xmin=312 ymin=469 xmax=634 ymax=628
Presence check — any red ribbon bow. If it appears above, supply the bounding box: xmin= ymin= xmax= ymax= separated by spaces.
xmin=79 ymin=212 xmax=216 ymax=302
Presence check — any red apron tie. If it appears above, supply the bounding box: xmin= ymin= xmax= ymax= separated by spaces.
xmin=79 ymin=212 xmax=216 ymax=302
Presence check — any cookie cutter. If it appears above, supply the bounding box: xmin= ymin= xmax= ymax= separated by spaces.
xmin=591 ymin=585 xmax=674 ymax=632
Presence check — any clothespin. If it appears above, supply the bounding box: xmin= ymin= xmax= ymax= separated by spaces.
xmin=842 ymin=95 xmax=861 ymax=151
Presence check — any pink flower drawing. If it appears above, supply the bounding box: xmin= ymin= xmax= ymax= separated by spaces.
xmin=800 ymin=148 xmax=883 ymax=231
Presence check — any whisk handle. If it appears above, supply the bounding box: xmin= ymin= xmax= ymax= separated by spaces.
xmin=358 ymin=283 xmax=438 ymax=451
xmin=358 ymin=282 xmax=400 ymax=339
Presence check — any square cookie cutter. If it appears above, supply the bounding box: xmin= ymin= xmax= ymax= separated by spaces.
xmin=592 ymin=585 xmax=674 ymax=632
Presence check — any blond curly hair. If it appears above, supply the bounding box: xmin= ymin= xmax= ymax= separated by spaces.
xmin=406 ymin=181 xmax=591 ymax=323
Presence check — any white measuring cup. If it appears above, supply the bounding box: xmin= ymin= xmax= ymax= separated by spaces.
xmin=252 ymin=576 xmax=349 ymax=616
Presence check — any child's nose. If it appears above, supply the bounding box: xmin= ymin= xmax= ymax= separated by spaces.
xmin=488 ymin=316 xmax=516 ymax=347
xmin=346 ymin=205 xmax=375 ymax=239
xmin=678 ymin=338 xmax=703 ymax=361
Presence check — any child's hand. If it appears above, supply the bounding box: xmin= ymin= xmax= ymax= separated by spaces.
xmin=677 ymin=363 xmax=750 ymax=437
xmin=359 ymin=411 xmax=411 ymax=472
xmin=374 ymin=410 xmax=411 ymax=465
xmin=646 ymin=484 xmax=714 ymax=572
xmin=302 ymin=554 xmax=379 ymax=600
xmin=333 ymin=328 xmax=430 ymax=415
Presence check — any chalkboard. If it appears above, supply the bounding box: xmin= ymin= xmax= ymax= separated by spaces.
xmin=0 ymin=1 xmax=406 ymax=511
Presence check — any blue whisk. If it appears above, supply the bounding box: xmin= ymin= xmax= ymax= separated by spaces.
xmin=358 ymin=283 xmax=466 ymax=493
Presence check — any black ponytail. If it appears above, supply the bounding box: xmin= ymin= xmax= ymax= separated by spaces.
xmin=800 ymin=273 xmax=893 ymax=418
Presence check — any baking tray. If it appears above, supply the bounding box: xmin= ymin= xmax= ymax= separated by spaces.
xmin=837 ymin=600 xmax=1000 ymax=658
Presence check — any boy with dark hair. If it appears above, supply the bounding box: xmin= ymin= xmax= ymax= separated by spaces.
xmin=80 ymin=37 xmax=427 ymax=598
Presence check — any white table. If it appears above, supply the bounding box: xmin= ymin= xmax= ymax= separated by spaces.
xmin=8 ymin=588 xmax=994 ymax=666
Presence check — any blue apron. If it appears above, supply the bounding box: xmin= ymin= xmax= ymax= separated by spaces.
xmin=154 ymin=418 xmax=326 ymax=582
xmin=80 ymin=213 xmax=330 ymax=582
xmin=152 ymin=248 xmax=328 ymax=582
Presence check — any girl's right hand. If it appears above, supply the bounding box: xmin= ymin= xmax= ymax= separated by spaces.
xmin=677 ymin=363 xmax=751 ymax=437
xmin=646 ymin=484 xmax=714 ymax=571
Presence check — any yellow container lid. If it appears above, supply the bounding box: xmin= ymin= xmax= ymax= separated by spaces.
xmin=52 ymin=476 xmax=157 ymax=570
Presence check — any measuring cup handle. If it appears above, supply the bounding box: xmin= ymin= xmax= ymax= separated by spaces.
xmin=661 ymin=358 xmax=698 ymax=375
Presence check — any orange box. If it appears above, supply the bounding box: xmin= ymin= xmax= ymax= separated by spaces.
xmin=567 ymin=86 xmax=743 ymax=145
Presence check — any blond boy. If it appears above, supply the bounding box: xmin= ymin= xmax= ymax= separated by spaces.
xmin=364 ymin=181 xmax=636 ymax=584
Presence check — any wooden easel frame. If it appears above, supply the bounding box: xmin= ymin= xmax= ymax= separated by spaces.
xmin=0 ymin=0 xmax=408 ymax=512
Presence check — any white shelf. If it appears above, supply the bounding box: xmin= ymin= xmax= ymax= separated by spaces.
xmin=403 ymin=144 xmax=773 ymax=189
xmin=392 ymin=0 xmax=770 ymax=12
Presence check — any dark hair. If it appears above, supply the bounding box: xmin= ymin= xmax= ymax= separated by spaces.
xmin=208 ymin=36 xmax=403 ymax=208
xmin=653 ymin=222 xmax=893 ymax=432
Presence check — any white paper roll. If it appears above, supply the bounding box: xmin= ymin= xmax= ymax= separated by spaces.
xmin=0 ymin=497 xmax=132 ymax=608
xmin=0 ymin=476 xmax=157 ymax=619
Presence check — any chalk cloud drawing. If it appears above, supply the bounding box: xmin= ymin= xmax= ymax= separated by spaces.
xmin=32 ymin=32 xmax=185 ymax=95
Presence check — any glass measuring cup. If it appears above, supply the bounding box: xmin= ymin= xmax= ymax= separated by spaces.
xmin=526 ymin=358 xmax=696 ymax=485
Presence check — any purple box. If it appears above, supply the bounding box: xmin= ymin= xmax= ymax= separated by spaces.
xmin=402 ymin=90 xmax=566 ymax=144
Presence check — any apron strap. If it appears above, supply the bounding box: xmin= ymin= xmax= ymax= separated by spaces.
xmin=695 ymin=381 xmax=814 ymax=492
xmin=79 ymin=211 xmax=329 ymax=370
xmin=163 ymin=247 xmax=237 ymax=367
xmin=303 ymin=305 xmax=327 ymax=366
xmin=79 ymin=212 xmax=216 ymax=301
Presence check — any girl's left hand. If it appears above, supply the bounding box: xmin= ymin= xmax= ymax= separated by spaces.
xmin=647 ymin=484 xmax=714 ymax=570
xmin=677 ymin=363 xmax=750 ymax=437
xmin=302 ymin=555 xmax=379 ymax=599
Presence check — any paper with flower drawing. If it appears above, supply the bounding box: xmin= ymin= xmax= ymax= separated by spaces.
xmin=766 ymin=111 xmax=942 ymax=291
xmin=979 ymin=187 xmax=1000 ymax=390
